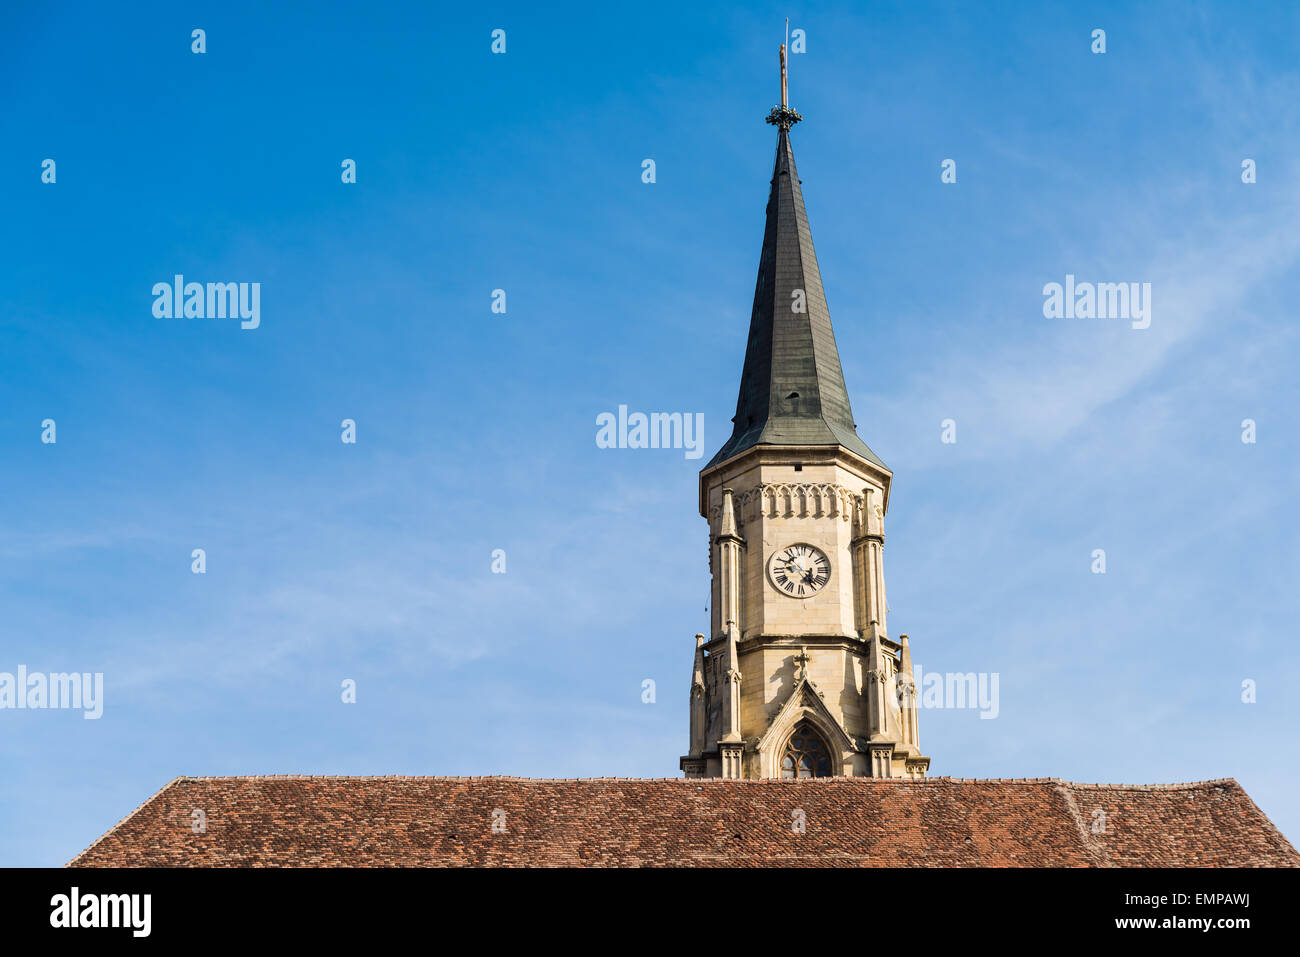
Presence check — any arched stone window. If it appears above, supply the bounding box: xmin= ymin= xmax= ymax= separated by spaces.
xmin=780 ymin=721 xmax=833 ymax=778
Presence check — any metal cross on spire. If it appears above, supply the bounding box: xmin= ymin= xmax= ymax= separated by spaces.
xmin=766 ymin=18 xmax=803 ymax=130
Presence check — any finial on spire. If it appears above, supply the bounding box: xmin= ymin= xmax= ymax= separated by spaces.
xmin=766 ymin=19 xmax=803 ymax=130
xmin=781 ymin=18 xmax=789 ymax=107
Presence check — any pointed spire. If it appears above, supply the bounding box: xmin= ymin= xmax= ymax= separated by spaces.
xmin=707 ymin=72 xmax=885 ymax=471
xmin=688 ymin=634 xmax=708 ymax=758
xmin=898 ymin=633 xmax=921 ymax=753
xmin=718 ymin=487 xmax=742 ymax=541
xmin=863 ymin=486 xmax=882 ymax=536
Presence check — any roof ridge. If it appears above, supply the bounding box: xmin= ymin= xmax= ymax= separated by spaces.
xmin=1058 ymin=778 xmax=1241 ymax=791
xmin=162 ymin=774 xmax=1244 ymax=790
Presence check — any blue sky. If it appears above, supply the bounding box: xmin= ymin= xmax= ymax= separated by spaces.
xmin=3 ymin=0 xmax=1299 ymax=866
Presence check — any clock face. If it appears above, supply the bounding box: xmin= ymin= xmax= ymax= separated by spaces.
xmin=768 ymin=543 xmax=831 ymax=598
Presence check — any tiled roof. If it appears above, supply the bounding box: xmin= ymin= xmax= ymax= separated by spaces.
xmin=68 ymin=776 xmax=1298 ymax=867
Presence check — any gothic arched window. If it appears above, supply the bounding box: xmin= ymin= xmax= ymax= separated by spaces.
xmin=780 ymin=722 xmax=833 ymax=778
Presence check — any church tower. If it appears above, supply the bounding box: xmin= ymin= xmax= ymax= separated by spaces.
xmin=681 ymin=46 xmax=930 ymax=781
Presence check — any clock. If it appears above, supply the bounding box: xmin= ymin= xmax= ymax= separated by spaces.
xmin=768 ymin=543 xmax=831 ymax=598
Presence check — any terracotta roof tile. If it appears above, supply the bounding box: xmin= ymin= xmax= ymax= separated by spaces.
xmin=68 ymin=776 xmax=1298 ymax=868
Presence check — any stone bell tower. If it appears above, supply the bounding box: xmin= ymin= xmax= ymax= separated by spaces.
xmin=680 ymin=46 xmax=929 ymax=781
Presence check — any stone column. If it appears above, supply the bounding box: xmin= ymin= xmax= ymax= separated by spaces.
xmin=868 ymin=746 xmax=894 ymax=778
xmin=865 ymin=634 xmax=890 ymax=740
xmin=720 ymin=624 xmax=743 ymax=738
xmin=851 ymin=487 xmax=887 ymax=640
xmin=716 ymin=487 xmax=744 ymax=638
xmin=718 ymin=622 xmax=744 ymax=778
xmin=715 ymin=488 xmax=746 ymax=778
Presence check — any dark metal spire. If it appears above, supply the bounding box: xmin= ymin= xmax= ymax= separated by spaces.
xmin=705 ymin=70 xmax=885 ymax=472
